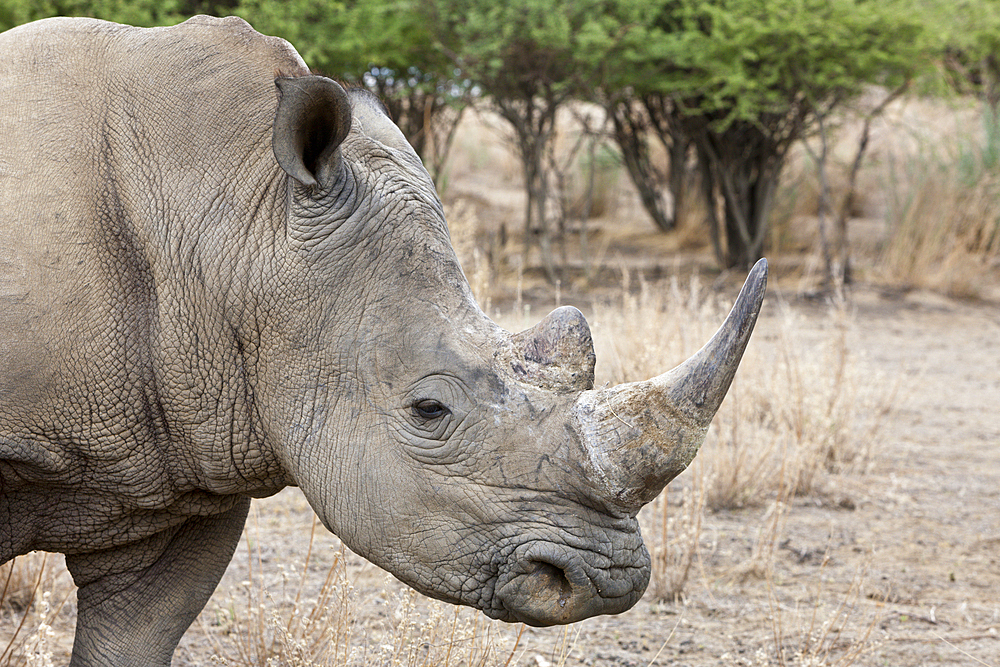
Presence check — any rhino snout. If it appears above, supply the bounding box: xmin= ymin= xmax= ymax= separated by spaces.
xmin=493 ymin=540 xmax=648 ymax=626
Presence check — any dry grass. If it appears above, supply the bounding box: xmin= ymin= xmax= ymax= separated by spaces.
xmin=644 ymin=467 xmax=707 ymax=602
xmin=746 ymin=557 xmax=884 ymax=667
xmin=588 ymin=274 xmax=897 ymax=515
xmin=0 ymin=553 xmax=74 ymax=667
xmin=446 ymin=199 xmax=500 ymax=313
xmin=770 ymin=96 xmax=1000 ymax=296
xmin=203 ymin=511 xmax=525 ymax=667
xmin=878 ymin=135 xmax=1000 ymax=297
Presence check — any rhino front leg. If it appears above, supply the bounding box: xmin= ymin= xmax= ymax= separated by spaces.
xmin=64 ymin=498 xmax=251 ymax=667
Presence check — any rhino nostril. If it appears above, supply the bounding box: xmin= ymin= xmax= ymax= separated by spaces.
xmin=528 ymin=560 xmax=573 ymax=607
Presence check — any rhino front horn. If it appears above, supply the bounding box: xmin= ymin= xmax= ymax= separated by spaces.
xmin=574 ymin=258 xmax=768 ymax=512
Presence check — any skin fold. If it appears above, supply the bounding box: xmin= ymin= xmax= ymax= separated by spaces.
xmin=0 ymin=16 xmax=765 ymax=666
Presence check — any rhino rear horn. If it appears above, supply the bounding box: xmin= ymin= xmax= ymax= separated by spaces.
xmin=273 ymin=76 xmax=352 ymax=188
xmin=502 ymin=306 xmax=596 ymax=393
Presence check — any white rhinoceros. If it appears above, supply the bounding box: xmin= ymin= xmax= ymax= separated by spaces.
xmin=0 ymin=15 xmax=767 ymax=666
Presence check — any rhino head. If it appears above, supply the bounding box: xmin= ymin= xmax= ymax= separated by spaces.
xmin=261 ymin=76 xmax=767 ymax=626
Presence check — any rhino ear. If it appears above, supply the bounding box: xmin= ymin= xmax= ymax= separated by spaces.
xmin=273 ymin=76 xmax=352 ymax=189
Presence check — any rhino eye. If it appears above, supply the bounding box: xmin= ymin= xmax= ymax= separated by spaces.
xmin=412 ymin=399 xmax=449 ymax=421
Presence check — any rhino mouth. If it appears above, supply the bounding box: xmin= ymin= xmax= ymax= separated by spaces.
xmin=492 ymin=540 xmax=648 ymax=626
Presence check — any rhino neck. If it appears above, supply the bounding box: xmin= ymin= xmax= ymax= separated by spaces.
xmin=92 ymin=173 xmax=297 ymax=500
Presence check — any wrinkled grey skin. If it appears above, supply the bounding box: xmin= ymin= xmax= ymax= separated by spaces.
xmin=0 ymin=16 xmax=766 ymax=667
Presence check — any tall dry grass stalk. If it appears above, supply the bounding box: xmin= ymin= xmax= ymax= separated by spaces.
xmin=205 ymin=515 xmax=357 ymax=666
xmin=1 ymin=553 xmax=74 ymax=667
xmin=204 ymin=512 xmax=524 ymax=667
